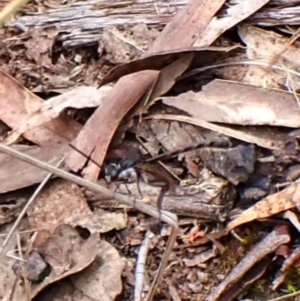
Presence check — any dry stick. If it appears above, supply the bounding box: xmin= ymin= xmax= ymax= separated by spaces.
xmin=135 ymin=230 xmax=153 ymax=301
xmin=267 ymin=290 xmax=300 ymax=301
xmin=0 ymin=157 xmax=65 ymax=255
xmin=0 ymin=143 xmax=178 ymax=301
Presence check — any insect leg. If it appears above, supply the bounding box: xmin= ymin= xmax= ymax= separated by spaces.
xmin=136 ymin=169 xmax=143 ymax=199
xmin=157 ymin=185 xmax=168 ymax=220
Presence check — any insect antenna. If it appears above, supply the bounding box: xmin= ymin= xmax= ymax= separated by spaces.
xmin=68 ymin=144 xmax=102 ymax=169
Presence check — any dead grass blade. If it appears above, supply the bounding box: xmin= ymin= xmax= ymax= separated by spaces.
xmin=135 ymin=230 xmax=153 ymax=301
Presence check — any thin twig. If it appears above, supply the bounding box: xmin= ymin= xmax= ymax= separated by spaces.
xmin=283 ymin=210 xmax=300 ymax=233
xmin=135 ymin=230 xmax=153 ymax=301
xmin=179 ymin=59 xmax=300 ymax=81
xmin=146 ymin=226 xmax=177 ymax=301
xmin=267 ymin=290 xmax=300 ymax=301
xmin=0 ymin=0 xmax=31 ymax=26
xmin=0 ymin=143 xmax=178 ymax=301
xmin=0 ymin=157 xmax=65 ymax=255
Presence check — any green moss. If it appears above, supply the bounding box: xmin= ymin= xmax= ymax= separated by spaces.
xmin=283 ymin=267 xmax=300 ymax=292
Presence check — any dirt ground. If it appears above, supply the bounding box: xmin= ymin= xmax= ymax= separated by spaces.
xmin=1 ymin=1 xmax=300 ymax=301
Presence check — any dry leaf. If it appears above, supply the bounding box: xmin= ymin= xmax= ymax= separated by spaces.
xmin=0 ymin=143 xmax=69 ymax=194
xmin=27 ymin=179 xmax=92 ymax=247
xmin=71 ymin=208 xmax=127 ymax=234
xmin=162 ymin=79 xmax=300 ymax=127
xmin=194 ymin=0 xmax=271 ymax=47
xmin=66 ymin=70 xmax=160 ymax=181
xmin=148 ymin=114 xmax=281 ymax=149
xmin=228 ymin=183 xmax=300 ymax=230
xmin=71 ymin=240 xmax=126 ymax=301
xmin=121 ymin=53 xmax=194 ymax=129
xmin=26 ymin=225 xmax=101 ymax=300
xmin=0 ymin=68 xmax=81 ymax=146
xmin=8 ymin=86 xmax=112 ymax=141
xmin=148 ymin=0 xmax=226 ymax=54
xmin=100 ymin=47 xmax=233 ymax=87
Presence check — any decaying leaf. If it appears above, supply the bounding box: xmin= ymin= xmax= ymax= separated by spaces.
xmin=137 ymin=119 xmax=219 ymax=154
xmin=8 ymin=86 xmax=112 ymax=141
xmin=162 ymin=79 xmax=300 ymax=127
xmin=0 ymin=69 xmax=81 ymax=146
xmin=0 ymin=143 xmax=69 ymax=194
xmin=70 ymin=240 xmax=126 ymax=301
xmin=228 ymin=182 xmax=300 ymax=230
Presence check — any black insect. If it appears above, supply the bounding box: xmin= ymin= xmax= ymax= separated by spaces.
xmin=69 ymin=137 xmax=230 ymax=216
